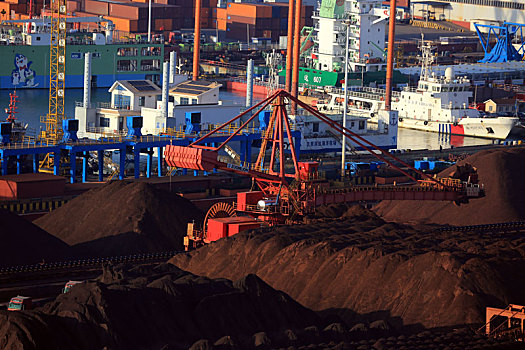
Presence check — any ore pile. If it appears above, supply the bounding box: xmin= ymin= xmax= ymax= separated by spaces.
xmin=374 ymin=147 xmax=525 ymax=225
xmin=0 ymin=263 xmax=319 ymax=349
xmin=35 ymin=181 xmax=203 ymax=256
xmin=0 ymin=208 xmax=70 ymax=267
xmin=170 ymin=205 xmax=525 ymax=328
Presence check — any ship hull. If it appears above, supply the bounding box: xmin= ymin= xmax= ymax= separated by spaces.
xmin=300 ymin=134 xmax=397 ymax=153
xmin=0 ymin=43 xmax=163 ymax=89
xmin=398 ymin=117 xmax=517 ymax=140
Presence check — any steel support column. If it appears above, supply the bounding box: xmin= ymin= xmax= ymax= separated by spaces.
xmin=134 ymin=149 xmax=140 ymax=179
xmin=82 ymin=151 xmax=88 ymax=183
xmin=119 ymin=148 xmax=126 ymax=180
xmin=157 ymin=147 xmax=162 ymax=177
xmin=146 ymin=148 xmax=152 ymax=178
xmin=53 ymin=152 xmax=60 ymax=176
xmin=33 ymin=154 xmax=39 ymax=173
xmin=98 ymin=150 xmax=104 ymax=181
xmin=70 ymin=151 xmax=76 ymax=183
xmin=16 ymin=155 xmax=21 ymax=174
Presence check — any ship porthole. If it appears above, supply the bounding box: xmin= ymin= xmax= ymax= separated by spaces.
xmin=424 ymin=121 xmax=428 ymax=125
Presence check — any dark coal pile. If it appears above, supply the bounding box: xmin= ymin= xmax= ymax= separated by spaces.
xmin=170 ymin=205 xmax=525 ymax=328
xmin=0 ymin=263 xmax=319 ymax=350
xmin=0 ymin=208 xmax=70 ymax=267
xmin=35 ymin=181 xmax=203 ymax=256
xmin=374 ymin=147 xmax=525 ymax=225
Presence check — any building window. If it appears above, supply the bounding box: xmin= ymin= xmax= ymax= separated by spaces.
xmin=100 ymin=117 xmax=110 ymax=128
xmin=180 ymin=97 xmax=189 ymax=105
xmin=139 ymin=96 xmax=146 ymax=106
xmin=117 ymin=59 xmax=137 ymax=72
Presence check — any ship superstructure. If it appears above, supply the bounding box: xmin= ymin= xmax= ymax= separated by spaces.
xmin=317 ymin=41 xmax=519 ymax=139
xmin=0 ymin=18 xmax=163 ymax=89
xmin=308 ymin=0 xmax=388 ymax=74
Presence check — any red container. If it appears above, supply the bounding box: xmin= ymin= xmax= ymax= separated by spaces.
xmin=206 ymin=218 xmax=228 ymax=242
xmin=0 ymin=174 xmax=65 ymax=200
xmin=236 ymin=191 xmax=263 ymax=211
xmin=228 ymin=221 xmax=260 ymax=236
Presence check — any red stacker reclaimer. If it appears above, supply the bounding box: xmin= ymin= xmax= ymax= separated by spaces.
xmin=164 ymin=90 xmax=484 ymax=251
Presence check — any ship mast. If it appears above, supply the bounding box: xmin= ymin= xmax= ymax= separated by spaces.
xmin=419 ymin=34 xmax=435 ymax=81
xmin=5 ymin=91 xmax=19 ymax=123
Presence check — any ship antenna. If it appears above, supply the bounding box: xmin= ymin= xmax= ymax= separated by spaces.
xmin=419 ymin=33 xmax=434 ymax=81
xmin=6 ymin=90 xmax=19 ymax=123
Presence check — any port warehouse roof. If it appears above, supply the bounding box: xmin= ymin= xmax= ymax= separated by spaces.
xmin=109 ymin=80 xmax=161 ymax=95
xmin=398 ymin=61 xmax=525 ymax=80
xmin=169 ymin=80 xmax=222 ymax=97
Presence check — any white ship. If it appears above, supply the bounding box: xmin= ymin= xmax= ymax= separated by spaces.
xmin=317 ymin=42 xmax=518 ymax=140
xmin=290 ymin=110 xmax=397 ymax=153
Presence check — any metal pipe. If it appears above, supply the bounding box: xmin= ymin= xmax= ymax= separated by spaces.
xmin=341 ymin=21 xmax=350 ymax=178
xmin=285 ymin=0 xmax=294 ymax=92
xmin=162 ymin=61 xmax=169 ymax=119
xmin=290 ymin=90 xmax=448 ymax=187
xmin=290 ymin=0 xmax=302 ymax=114
xmin=192 ymin=0 xmax=202 ymax=81
xmin=246 ymin=59 xmax=254 ymax=108
xmin=83 ymin=52 xmax=91 ymax=108
xmin=190 ymin=90 xmax=280 ymax=146
xmin=147 ymin=0 xmax=152 ymax=42
xmin=385 ymin=0 xmax=397 ymax=111
xmin=169 ymin=51 xmax=176 ymax=84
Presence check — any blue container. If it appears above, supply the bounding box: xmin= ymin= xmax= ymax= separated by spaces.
xmin=127 ymin=116 xmax=143 ymax=137
xmin=62 ymin=119 xmax=79 ymax=142
xmin=0 ymin=122 xmax=11 ymax=144
xmin=185 ymin=111 xmax=201 ymax=134
xmin=258 ymin=110 xmax=271 ymax=131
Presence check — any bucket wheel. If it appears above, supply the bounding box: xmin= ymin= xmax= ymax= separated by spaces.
xmin=203 ymin=202 xmax=236 ymax=239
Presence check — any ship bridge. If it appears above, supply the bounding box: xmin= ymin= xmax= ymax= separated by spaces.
xmin=318 ymin=86 xmax=400 ymax=115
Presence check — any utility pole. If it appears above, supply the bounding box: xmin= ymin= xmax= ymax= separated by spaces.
xmin=148 ymin=0 xmax=152 ymax=42
xmin=341 ymin=20 xmax=350 ymax=178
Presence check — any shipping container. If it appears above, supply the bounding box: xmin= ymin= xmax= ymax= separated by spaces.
xmin=84 ymin=0 xmax=109 ymax=16
xmin=226 ymin=3 xmax=272 ymax=19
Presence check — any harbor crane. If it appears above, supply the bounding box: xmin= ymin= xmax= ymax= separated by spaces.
xmin=164 ymin=89 xmax=484 ymax=250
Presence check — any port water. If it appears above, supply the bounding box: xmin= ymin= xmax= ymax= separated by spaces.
xmin=1 ymin=88 xmax=498 ymax=151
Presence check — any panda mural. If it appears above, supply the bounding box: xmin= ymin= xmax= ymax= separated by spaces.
xmin=11 ymin=54 xmax=38 ymax=87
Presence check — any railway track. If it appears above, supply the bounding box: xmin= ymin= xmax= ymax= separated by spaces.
xmin=0 ymin=251 xmax=178 ymax=277
xmin=435 ymin=221 xmax=525 ymax=234
xmin=3 ymin=221 xmax=525 ymax=279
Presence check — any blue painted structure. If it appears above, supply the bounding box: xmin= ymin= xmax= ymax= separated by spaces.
xmin=475 ymin=22 xmax=525 ymax=63
xmin=0 ymin=130 xmax=302 ymax=184
xmin=0 ymin=123 xmax=12 ymax=145
xmin=126 ymin=116 xmax=143 ymax=137
xmin=345 ymin=161 xmax=384 ymax=176
xmin=62 ymin=119 xmax=79 ymax=143
xmin=414 ymin=160 xmax=453 ymax=171
xmin=185 ymin=112 xmax=202 ymax=135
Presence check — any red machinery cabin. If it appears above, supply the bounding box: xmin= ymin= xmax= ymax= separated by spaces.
xmin=206 ymin=216 xmax=261 ymax=242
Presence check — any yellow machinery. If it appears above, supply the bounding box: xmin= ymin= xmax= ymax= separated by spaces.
xmin=39 ymin=0 xmax=67 ymax=170
xmin=41 ymin=0 xmax=67 ymax=144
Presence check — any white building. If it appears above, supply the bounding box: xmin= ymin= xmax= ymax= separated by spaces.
xmin=108 ymin=80 xmax=161 ymax=111
xmin=309 ymin=0 xmax=389 ymax=74
xmin=76 ymin=78 xmax=243 ymax=137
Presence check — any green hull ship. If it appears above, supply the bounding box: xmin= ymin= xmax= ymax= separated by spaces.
xmin=0 ymin=23 xmax=163 ymax=89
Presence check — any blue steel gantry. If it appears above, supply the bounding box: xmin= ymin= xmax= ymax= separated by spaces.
xmin=0 ymin=116 xmax=301 ymax=184
xmin=474 ymin=22 xmax=525 ymax=63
